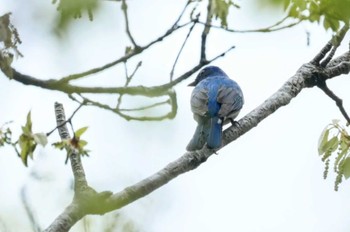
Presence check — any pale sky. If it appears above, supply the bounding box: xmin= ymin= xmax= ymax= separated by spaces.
xmin=1 ymin=1 xmax=350 ymax=232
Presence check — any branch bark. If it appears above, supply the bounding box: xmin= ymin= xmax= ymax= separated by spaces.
xmin=43 ymin=36 xmax=350 ymax=231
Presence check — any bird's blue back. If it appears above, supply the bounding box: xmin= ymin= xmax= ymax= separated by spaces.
xmin=187 ymin=66 xmax=244 ymax=151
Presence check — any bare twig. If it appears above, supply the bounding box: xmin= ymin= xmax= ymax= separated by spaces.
xmin=116 ymin=61 xmax=142 ymax=109
xmin=55 ymin=0 xmax=195 ymax=84
xmin=320 ymin=25 xmax=349 ymax=67
xmin=317 ymin=80 xmax=350 ymax=124
xmin=198 ymin=16 xmax=302 ymax=33
xmin=311 ymin=26 xmax=349 ymax=66
xmin=121 ymin=0 xmax=138 ymax=48
xmin=170 ymin=15 xmax=199 ymax=81
xmin=200 ymin=0 xmax=213 ymax=63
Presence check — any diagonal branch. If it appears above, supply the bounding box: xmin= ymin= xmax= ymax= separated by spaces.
xmin=170 ymin=15 xmax=199 ymax=81
xmin=121 ymin=0 xmax=138 ymax=48
xmin=317 ymin=80 xmax=350 ymax=125
xmin=90 ymin=54 xmax=320 ymax=214
xmin=43 ymin=37 xmax=350 ymax=232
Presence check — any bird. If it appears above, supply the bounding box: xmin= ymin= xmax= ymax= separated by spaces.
xmin=186 ymin=66 xmax=244 ymax=151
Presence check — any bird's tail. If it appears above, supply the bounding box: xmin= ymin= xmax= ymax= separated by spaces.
xmin=186 ymin=121 xmax=210 ymax=151
xmin=207 ymin=116 xmax=222 ymax=149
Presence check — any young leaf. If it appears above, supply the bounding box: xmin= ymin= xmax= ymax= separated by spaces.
xmin=33 ymin=133 xmax=48 ymax=147
xmin=341 ymin=157 xmax=350 ymax=179
xmin=318 ymin=127 xmax=330 ymax=155
xmin=75 ymin=126 xmax=88 ymax=138
xmin=19 ymin=134 xmax=36 ymax=167
xmin=78 ymin=139 xmax=88 ymax=147
xmin=325 ymin=136 xmax=339 ymax=153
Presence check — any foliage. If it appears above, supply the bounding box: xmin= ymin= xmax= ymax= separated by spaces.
xmin=262 ymin=0 xmax=350 ymax=32
xmin=18 ymin=111 xmax=48 ymax=166
xmin=52 ymin=126 xmax=90 ymax=163
xmin=211 ymin=0 xmax=240 ymax=28
xmin=318 ymin=120 xmax=350 ymax=191
xmin=0 ymin=13 xmax=22 ymax=78
xmin=0 ymin=122 xmax=12 ymax=147
xmin=52 ymin=0 xmax=100 ymax=32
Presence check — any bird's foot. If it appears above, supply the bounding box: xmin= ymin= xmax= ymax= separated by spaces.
xmin=229 ymin=119 xmax=240 ymax=127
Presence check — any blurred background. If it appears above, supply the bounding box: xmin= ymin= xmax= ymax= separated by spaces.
xmin=1 ymin=0 xmax=350 ymax=231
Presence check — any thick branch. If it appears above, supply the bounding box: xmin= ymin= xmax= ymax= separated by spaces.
xmin=81 ymin=45 xmax=350 ymax=215
xmin=91 ymin=61 xmax=327 ymax=215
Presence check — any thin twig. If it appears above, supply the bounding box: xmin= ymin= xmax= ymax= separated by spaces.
xmin=56 ymin=0 xmax=195 ymax=84
xmin=116 ymin=61 xmax=142 ymax=109
xmin=198 ymin=16 xmax=302 ymax=33
xmin=200 ymin=0 xmax=213 ymax=63
xmin=119 ymin=99 xmax=169 ymax=112
xmin=170 ymin=15 xmax=199 ymax=81
xmin=121 ymin=0 xmax=138 ymax=48
xmin=321 ymin=25 xmax=349 ymax=67
xmin=56 ymin=21 xmax=193 ymax=84
xmin=317 ymin=80 xmax=350 ymax=125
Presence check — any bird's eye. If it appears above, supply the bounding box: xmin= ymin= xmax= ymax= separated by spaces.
xmin=198 ymin=70 xmax=205 ymax=76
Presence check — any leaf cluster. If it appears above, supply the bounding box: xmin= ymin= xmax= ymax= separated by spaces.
xmin=0 ymin=123 xmax=12 ymax=147
xmin=0 ymin=110 xmax=91 ymax=167
xmin=318 ymin=120 xmax=350 ymax=191
xmin=0 ymin=13 xmax=22 ymax=56
xmin=263 ymin=0 xmax=350 ymax=32
xmin=211 ymin=0 xmax=240 ymax=28
xmin=18 ymin=112 xmax=48 ymax=166
xmin=0 ymin=13 xmax=23 ymax=78
xmin=52 ymin=126 xmax=90 ymax=164
xmin=52 ymin=0 xmax=100 ymax=31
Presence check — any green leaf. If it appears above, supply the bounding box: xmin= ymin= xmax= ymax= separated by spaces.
xmin=33 ymin=133 xmax=48 ymax=147
xmin=26 ymin=111 xmax=32 ymax=131
xmin=341 ymin=157 xmax=350 ymax=179
xmin=52 ymin=140 xmax=69 ymax=150
xmin=75 ymin=126 xmax=88 ymax=138
xmin=78 ymin=139 xmax=88 ymax=147
xmin=21 ymin=111 xmax=33 ymax=136
xmin=19 ymin=134 xmax=36 ymax=167
xmin=334 ymin=147 xmax=348 ymax=172
xmin=318 ymin=127 xmax=330 ymax=155
xmin=212 ymin=0 xmax=234 ymax=28
xmin=325 ymin=136 xmax=339 ymax=152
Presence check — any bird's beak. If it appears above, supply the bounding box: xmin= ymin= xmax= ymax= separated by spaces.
xmin=187 ymin=81 xmax=196 ymax=87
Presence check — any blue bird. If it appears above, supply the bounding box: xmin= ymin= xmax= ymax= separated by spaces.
xmin=186 ymin=66 xmax=244 ymax=151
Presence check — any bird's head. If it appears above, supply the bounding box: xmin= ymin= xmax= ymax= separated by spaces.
xmin=188 ymin=66 xmax=227 ymax=86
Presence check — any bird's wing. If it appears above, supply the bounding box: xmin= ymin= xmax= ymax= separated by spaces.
xmin=190 ymin=87 xmax=209 ymax=117
xmin=217 ymin=86 xmax=244 ymax=118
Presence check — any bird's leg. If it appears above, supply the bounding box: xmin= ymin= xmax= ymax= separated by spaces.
xmin=229 ymin=118 xmax=239 ymax=127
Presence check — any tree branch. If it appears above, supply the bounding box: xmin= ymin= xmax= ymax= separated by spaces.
xmin=198 ymin=16 xmax=302 ymax=33
xmin=121 ymin=0 xmax=138 ymax=48
xmin=71 ymin=41 xmax=350 ymax=217
xmin=84 ymin=58 xmax=322 ymax=215
xmin=54 ymin=102 xmax=88 ymax=192
xmin=42 ymin=33 xmax=350 ymax=232
xmin=200 ymin=0 xmax=213 ymax=63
